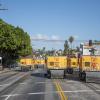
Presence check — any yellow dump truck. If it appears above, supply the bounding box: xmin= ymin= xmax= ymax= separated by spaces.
xmin=79 ymin=55 xmax=100 ymax=83
xmin=34 ymin=59 xmax=45 ymax=65
xmin=34 ymin=59 xmax=45 ymax=69
xmin=45 ymin=56 xmax=67 ymax=78
xmin=67 ymin=57 xmax=79 ymax=74
xmin=20 ymin=58 xmax=33 ymax=71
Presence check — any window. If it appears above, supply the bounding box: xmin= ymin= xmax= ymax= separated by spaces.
xmin=50 ymin=62 xmax=54 ymax=66
xmin=85 ymin=62 xmax=90 ymax=67
xmin=72 ymin=62 xmax=76 ymax=65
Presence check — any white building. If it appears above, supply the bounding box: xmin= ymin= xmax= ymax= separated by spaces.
xmin=80 ymin=42 xmax=100 ymax=55
xmin=80 ymin=42 xmax=92 ymax=55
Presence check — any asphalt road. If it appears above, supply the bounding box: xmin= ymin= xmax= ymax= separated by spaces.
xmin=0 ymin=68 xmax=100 ymax=100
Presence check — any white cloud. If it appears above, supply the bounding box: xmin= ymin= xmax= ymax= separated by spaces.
xmin=31 ymin=34 xmax=48 ymax=40
xmin=31 ymin=34 xmax=61 ymax=41
xmin=51 ymin=35 xmax=60 ymax=40
xmin=73 ymin=35 xmax=79 ymax=39
xmin=31 ymin=34 xmax=64 ymax=45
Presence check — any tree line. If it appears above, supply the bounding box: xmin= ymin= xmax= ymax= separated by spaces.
xmin=63 ymin=36 xmax=76 ymax=56
xmin=0 ymin=19 xmax=32 ymax=67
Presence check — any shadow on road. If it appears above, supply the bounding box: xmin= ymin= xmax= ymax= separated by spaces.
xmin=30 ymin=68 xmax=82 ymax=82
xmin=31 ymin=72 xmax=46 ymax=78
xmin=65 ymin=74 xmax=80 ymax=81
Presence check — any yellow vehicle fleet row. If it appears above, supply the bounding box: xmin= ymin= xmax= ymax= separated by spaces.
xmin=20 ymin=58 xmax=45 ymax=71
xmin=45 ymin=56 xmax=67 ymax=78
xmin=20 ymin=56 xmax=100 ymax=82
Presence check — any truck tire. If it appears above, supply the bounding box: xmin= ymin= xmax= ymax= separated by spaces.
xmin=21 ymin=67 xmax=23 ymax=72
xmin=67 ymin=68 xmax=73 ymax=74
xmin=81 ymin=72 xmax=86 ymax=81
xmin=47 ymin=70 xmax=51 ymax=79
xmin=79 ymin=72 xmax=82 ymax=80
xmin=29 ymin=66 xmax=31 ymax=71
xmin=63 ymin=70 xmax=66 ymax=79
xmin=44 ymin=73 xmax=47 ymax=77
xmin=79 ymin=72 xmax=86 ymax=81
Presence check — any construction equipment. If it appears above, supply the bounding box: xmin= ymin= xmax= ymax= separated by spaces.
xmin=20 ymin=58 xmax=33 ymax=71
xmin=79 ymin=55 xmax=100 ymax=83
xmin=45 ymin=56 xmax=67 ymax=78
xmin=67 ymin=57 xmax=79 ymax=74
xmin=34 ymin=59 xmax=45 ymax=69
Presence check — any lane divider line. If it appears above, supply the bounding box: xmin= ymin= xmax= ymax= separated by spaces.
xmin=0 ymin=83 xmax=11 ymax=87
xmin=57 ymin=81 xmax=68 ymax=100
xmin=54 ymin=79 xmax=68 ymax=100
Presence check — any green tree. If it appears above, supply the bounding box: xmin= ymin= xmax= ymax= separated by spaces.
xmin=0 ymin=19 xmax=32 ymax=67
xmin=68 ymin=36 xmax=74 ymax=55
xmin=63 ymin=40 xmax=69 ymax=55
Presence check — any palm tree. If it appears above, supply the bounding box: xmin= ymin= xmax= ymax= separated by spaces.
xmin=63 ymin=40 xmax=69 ymax=55
xmin=68 ymin=36 xmax=74 ymax=55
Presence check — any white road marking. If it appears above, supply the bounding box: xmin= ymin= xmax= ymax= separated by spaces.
xmin=35 ymin=82 xmax=52 ymax=84
xmin=36 ymin=82 xmax=47 ymax=83
xmin=64 ymin=90 xmax=94 ymax=93
xmin=64 ymin=89 xmax=100 ymax=93
xmin=0 ymin=83 xmax=11 ymax=87
xmin=19 ymin=82 xmax=27 ymax=85
xmin=28 ymin=92 xmax=45 ymax=95
xmin=96 ymin=90 xmax=100 ymax=92
xmin=2 ymin=94 xmax=23 ymax=97
xmin=4 ymin=95 xmax=11 ymax=100
xmin=19 ymin=82 xmax=52 ymax=85
xmin=1 ymin=89 xmax=100 ymax=97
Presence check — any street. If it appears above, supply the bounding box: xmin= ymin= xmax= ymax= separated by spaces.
xmin=0 ymin=68 xmax=100 ymax=100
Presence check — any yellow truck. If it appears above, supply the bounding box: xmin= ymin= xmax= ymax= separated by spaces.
xmin=67 ymin=57 xmax=79 ymax=74
xmin=79 ymin=55 xmax=100 ymax=83
xmin=45 ymin=56 xmax=67 ymax=78
xmin=34 ymin=59 xmax=45 ymax=69
xmin=20 ymin=58 xmax=33 ymax=71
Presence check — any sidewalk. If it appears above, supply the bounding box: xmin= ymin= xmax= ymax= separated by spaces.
xmin=0 ymin=68 xmax=11 ymax=74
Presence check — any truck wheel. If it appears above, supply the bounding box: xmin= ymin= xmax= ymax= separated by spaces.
xmin=70 ymin=68 xmax=73 ymax=74
xmin=44 ymin=73 xmax=47 ymax=77
xmin=30 ymin=66 xmax=31 ymax=71
xmin=47 ymin=73 xmax=51 ymax=79
xmin=47 ymin=70 xmax=51 ymax=79
xmin=63 ymin=70 xmax=66 ymax=79
xmin=81 ymin=72 xmax=86 ymax=81
xmin=21 ymin=67 xmax=23 ymax=72
xmin=79 ymin=72 xmax=82 ymax=80
xmin=67 ymin=68 xmax=73 ymax=74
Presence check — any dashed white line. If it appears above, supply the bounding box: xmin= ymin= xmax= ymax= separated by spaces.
xmin=19 ymin=82 xmax=27 ymax=85
xmin=0 ymin=84 xmax=11 ymax=87
xmin=19 ymin=82 xmax=52 ymax=85
xmin=1 ymin=89 xmax=100 ymax=98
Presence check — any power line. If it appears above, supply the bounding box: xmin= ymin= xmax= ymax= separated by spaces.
xmin=31 ymin=38 xmax=100 ymax=42
xmin=0 ymin=8 xmax=8 ymax=10
xmin=31 ymin=38 xmax=89 ymax=42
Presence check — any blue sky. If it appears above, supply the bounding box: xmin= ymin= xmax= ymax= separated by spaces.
xmin=0 ymin=0 xmax=100 ymax=50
